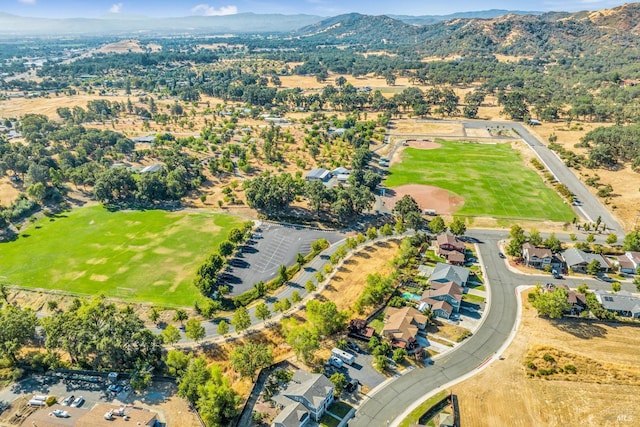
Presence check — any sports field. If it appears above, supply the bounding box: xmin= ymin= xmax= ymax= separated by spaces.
xmin=386 ymin=141 xmax=575 ymax=221
xmin=0 ymin=206 xmax=243 ymax=306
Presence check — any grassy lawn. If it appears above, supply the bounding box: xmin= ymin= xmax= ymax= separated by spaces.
xmin=0 ymin=205 xmax=242 ymax=307
xmin=463 ymin=293 xmax=486 ymax=303
xmin=386 ymin=141 xmax=575 ymax=221
xmin=328 ymin=401 xmax=353 ymax=418
xmin=398 ymin=390 xmax=448 ymax=427
xmin=319 ymin=414 xmax=340 ymax=427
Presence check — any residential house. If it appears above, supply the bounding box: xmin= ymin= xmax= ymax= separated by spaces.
xmin=542 ymin=283 xmax=587 ymax=315
xmin=562 ymin=248 xmax=611 ymax=274
xmin=272 ymin=370 xmax=334 ymax=427
xmin=521 ymin=243 xmax=552 ymax=269
xmin=617 ymin=254 xmax=637 ymax=274
xmin=436 ymin=234 xmax=466 ymax=265
xmin=272 ymin=402 xmax=311 ymax=427
xmin=130 ymin=135 xmax=156 ymax=143
xmin=419 ymin=282 xmax=463 ymax=319
xmin=430 ymin=263 xmax=470 ymax=287
xmin=595 ymin=290 xmax=640 ymax=318
xmin=139 ymin=164 xmax=163 ymax=174
xmin=382 ymin=306 xmax=427 ymax=351
xmin=305 ymin=168 xmax=332 ymax=182
xmin=618 ymin=251 xmax=640 ymax=274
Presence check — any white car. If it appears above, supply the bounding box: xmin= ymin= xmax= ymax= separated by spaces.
xmin=70 ymin=396 xmax=84 ymax=408
xmin=61 ymin=395 xmax=75 ymax=406
xmin=51 ymin=409 xmax=70 ymax=418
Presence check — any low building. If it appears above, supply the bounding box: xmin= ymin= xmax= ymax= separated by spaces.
xmin=305 ymin=168 xmax=332 ymax=182
xmin=130 ymin=135 xmax=156 ymax=143
xmin=562 ymin=248 xmax=611 ymax=273
xmin=139 ymin=164 xmax=163 ymax=174
xmin=617 ymin=254 xmax=637 ymax=274
xmin=382 ymin=306 xmax=427 ymax=351
xmin=430 ymin=263 xmax=470 ymax=287
xmin=521 ymin=243 xmax=552 ymax=269
xmin=420 ymin=281 xmax=463 ymax=319
xmin=595 ymin=290 xmax=640 ymax=318
xmin=436 ymin=234 xmax=466 ymax=266
xmin=542 ymin=283 xmax=587 ymax=315
xmin=272 ymin=370 xmax=334 ymax=427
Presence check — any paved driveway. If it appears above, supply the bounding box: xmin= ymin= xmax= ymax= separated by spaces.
xmin=224 ymin=223 xmax=345 ymax=296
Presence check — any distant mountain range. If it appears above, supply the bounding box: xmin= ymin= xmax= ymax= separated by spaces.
xmin=292 ymin=3 xmax=640 ymax=56
xmin=0 ymin=9 xmax=541 ymax=36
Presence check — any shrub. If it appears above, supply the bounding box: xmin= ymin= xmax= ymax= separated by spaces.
xmin=543 ymin=353 xmax=555 ymax=363
xmin=564 ymin=364 xmax=577 ymax=374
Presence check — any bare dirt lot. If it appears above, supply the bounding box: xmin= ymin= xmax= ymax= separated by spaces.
xmin=385 ymin=184 xmax=464 ymax=215
xmin=451 ymin=292 xmax=640 ymax=427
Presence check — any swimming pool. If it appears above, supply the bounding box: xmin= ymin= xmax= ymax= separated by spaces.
xmin=402 ymin=292 xmax=421 ymax=300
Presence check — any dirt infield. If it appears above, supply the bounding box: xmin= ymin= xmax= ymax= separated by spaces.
xmin=385 ymin=184 xmax=464 ymax=214
xmin=405 ymin=140 xmax=442 ymax=150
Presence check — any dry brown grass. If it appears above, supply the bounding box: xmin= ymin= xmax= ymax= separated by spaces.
xmin=451 ymin=291 xmax=640 ymax=426
xmin=97 ymin=39 xmax=162 ymax=54
xmin=323 ymin=240 xmax=401 ymax=317
xmin=0 ymin=177 xmax=21 ymax=205
xmin=529 ymin=121 xmax=639 ymax=231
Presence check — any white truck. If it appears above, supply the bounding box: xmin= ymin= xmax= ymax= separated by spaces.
xmin=331 ymin=347 xmax=355 ymax=365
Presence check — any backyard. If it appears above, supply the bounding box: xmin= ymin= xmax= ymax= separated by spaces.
xmin=0 ymin=205 xmax=243 ymax=306
xmin=386 ymin=141 xmax=575 ymax=222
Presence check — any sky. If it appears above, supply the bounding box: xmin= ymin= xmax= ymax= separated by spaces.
xmin=0 ymin=0 xmax=632 ymax=18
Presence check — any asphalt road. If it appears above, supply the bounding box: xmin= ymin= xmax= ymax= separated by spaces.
xmin=351 ymin=229 xmax=636 ymax=426
xmin=462 ymin=120 xmax=624 ymax=235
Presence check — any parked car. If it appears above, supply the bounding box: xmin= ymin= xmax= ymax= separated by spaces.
xmin=345 ymin=379 xmax=359 ymax=393
xmin=552 ymin=269 xmax=563 ymax=279
xmin=498 ymin=252 xmax=506 ymax=259
xmin=61 ymin=395 xmax=75 ymax=406
xmin=108 ymin=384 xmax=123 ymax=393
xmin=71 ymin=396 xmax=84 ymax=408
xmin=51 ymin=409 xmax=70 ymax=418
xmin=329 ymin=356 xmax=344 ymax=368
xmin=347 ymin=341 xmax=362 ymax=353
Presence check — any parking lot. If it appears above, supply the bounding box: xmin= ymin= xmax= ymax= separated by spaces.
xmin=224 ymin=223 xmax=344 ymax=296
xmin=0 ymin=374 xmax=192 ymax=426
xmin=323 ymin=341 xmax=386 ymax=393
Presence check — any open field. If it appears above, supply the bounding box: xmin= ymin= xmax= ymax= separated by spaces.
xmin=385 ymin=140 xmax=576 ymax=222
xmin=451 ymin=292 xmax=640 ymax=426
xmin=323 ymin=239 xmax=401 ymax=317
xmin=0 ymin=205 xmax=243 ymax=306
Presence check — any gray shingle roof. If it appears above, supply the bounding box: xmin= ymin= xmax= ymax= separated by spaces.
xmin=272 ymin=402 xmax=309 ymax=427
xmin=430 ymin=263 xmax=470 ymax=286
xmin=595 ymin=290 xmax=640 ymax=315
xmin=562 ymin=248 xmax=610 ymax=269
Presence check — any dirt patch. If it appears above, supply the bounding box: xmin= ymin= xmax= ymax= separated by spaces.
xmin=390 ymin=120 xmax=463 ymax=136
xmin=0 ymin=177 xmax=21 ymax=205
xmin=405 ymin=140 xmax=442 ymax=150
xmin=385 ymin=184 xmax=464 ymax=215
xmin=451 ymin=291 xmax=640 ymax=426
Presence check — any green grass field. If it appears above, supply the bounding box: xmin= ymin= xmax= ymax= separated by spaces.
xmin=0 ymin=206 xmax=243 ymax=307
xmin=386 ymin=141 xmax=575 ymax=221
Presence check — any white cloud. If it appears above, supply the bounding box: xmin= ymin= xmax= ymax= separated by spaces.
xmin=110 ymin=3 xmax=123 ymax=13
xmin=191 ymin=4 xmax=238 ymax=16
xmin=18 ymin=0 xmax=37 ymax=5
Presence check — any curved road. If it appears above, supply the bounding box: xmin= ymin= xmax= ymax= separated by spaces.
xmin=351 ymin=229 xmax=636 ymax=426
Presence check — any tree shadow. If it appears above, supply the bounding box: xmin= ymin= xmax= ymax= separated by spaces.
xmin=550 ymin=319 xmax=608 ymax=339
